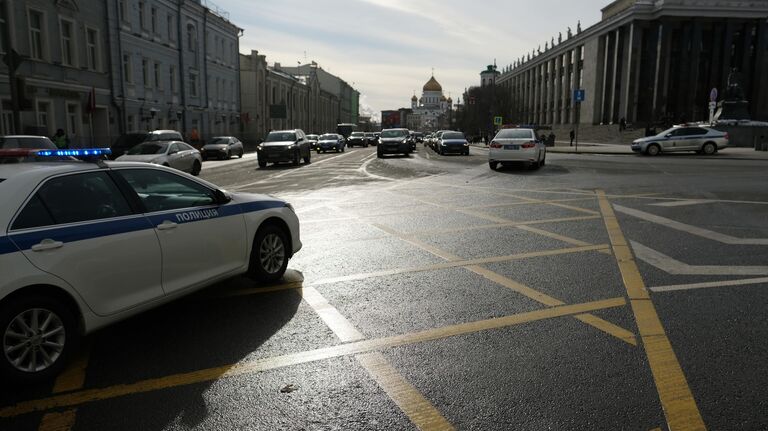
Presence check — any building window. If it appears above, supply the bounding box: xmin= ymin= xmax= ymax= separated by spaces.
xmin=187 ymin=23 xmax=196 ymax=51
xmin=37 ymin=101 xmax=51 ymax=134
xmin=150 ymin=7 xmax=157 ymax=34
xmin=154 ymin=62 xmax=161 ymax=89
xmin=118 ymin=0 xmax=127 ymax=22
xmin=142 ymin=58 xmax=150 ymax=87
xmin=167 ymin=15 xmax=175 ymax=41
xmin=28 ymin=9 xmax=46 ymax=60
xmin=127 ymin=114 xmax=136 ymax=132
xmin=123 ymin=54 xmax=133 ymax=83
xmin=170 ymin=66 xmax=178 ymax=93
xmin=66 ymin=103 xmax=80 ymax=137
xmin=189 ymin=72 xmax=199 ymax=97
xmin=138 ymin=1 xmax=147 ymax=30
xmin=0 ymin=1 xmax=6 ymax=54
xmin=85 ymin=28 xmax=100 ymax=71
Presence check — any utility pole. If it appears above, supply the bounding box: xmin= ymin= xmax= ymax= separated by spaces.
xmin=2 ymin=0 xmax=22 ymax=133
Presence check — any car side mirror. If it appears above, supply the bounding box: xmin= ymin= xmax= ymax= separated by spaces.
xmin=213 ymin=189 xmax=231 ymax=204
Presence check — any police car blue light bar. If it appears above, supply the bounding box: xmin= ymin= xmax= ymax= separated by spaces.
xmin=36 ymin=148 xmax=112 ymax=157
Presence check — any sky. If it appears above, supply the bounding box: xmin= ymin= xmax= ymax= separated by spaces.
xmin=224 ymin=0 xmax=607 ymax=121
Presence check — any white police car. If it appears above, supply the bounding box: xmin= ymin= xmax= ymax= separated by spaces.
xmin=0 ymin=149 xmax=301 ymax=382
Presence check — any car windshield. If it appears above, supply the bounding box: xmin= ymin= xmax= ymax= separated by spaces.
xmin=442 ymin=132 xmax=465 ymax=140
xmin=0 ymin=137 xmax=57 ymax=150
xmin=306 ymin=135 xmax=319 ymax=140
xmin=381 ymin=130 xmax=408 ymax=138
xmin=320 ymin=134 xmax=337 ymax=140
xmin=265 ymin=132 xmax=297 ymax=142
xmin=207 ymin=138 xmax=229 ymax=145
xmin=350 ymin=132 xmax=364 ymax=137
xmin=126 ymin=142 xmax=169 ymax=155
xmin=496 ymin=129 xmax=535 ymax=139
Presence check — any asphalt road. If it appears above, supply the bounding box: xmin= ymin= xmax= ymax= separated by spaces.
xmin=2 ymin=144 xmax=767 ymax=430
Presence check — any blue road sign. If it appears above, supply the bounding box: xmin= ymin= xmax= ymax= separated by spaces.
xmin=574 ymin=89 xmax=586 ymax=103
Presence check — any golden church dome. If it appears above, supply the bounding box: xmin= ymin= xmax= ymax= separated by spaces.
xmin=423 ymin=76 xmax=442 ymax=92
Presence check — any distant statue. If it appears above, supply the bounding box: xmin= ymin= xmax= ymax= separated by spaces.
xmin=567 ymin=27 xmax=572 ymax=38
xmin=558 ymin=32 xmax=562 ymax=44
xmin=551 ymin=36 xmax=555 ymax=46
xmin=545 ymin=42 xmax=549 ymax=51
xmin=726 ymin=67 xmax=746 ymax=100
xmin=537 ymin=45 xmax=541 ymax=55
xmin=577 ymin=20 xmax=582 ymax=33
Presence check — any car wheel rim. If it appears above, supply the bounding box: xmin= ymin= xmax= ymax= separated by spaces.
xmin=4 ymin=308 xmax=65 ymax=373
xmin=259 ymin=233 xmax=285 ymax=274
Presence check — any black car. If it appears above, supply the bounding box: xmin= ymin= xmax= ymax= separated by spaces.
xmin=364 ymin=133 xmax=378 ymax=146
xmin=377 ymin=128 xmax=411 ymax=157
xmin=347 ymin=132 xmax=368 ymax=147
xmin=110 ymin=130 xmax=184 ymax=159
xmin=257 ymin=129 xmax=312 ymax=167
xmin=435 ymin=131 xmax=469 ymax=155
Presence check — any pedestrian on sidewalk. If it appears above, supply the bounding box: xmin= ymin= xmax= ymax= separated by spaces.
xmin=51 ymin=129 xmax=70 ymax=149
xmin=569 ymin=129 xmax=575 ymax=146
xmin=619 ymin=117 xmax=627 ymax=132
xmin=548 ymin=132 xmax=556 ymax=147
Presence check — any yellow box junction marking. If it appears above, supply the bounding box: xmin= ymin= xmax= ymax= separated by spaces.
xmin=38 ymin=343 xmax=91 ymax=431
xmin=596 ymin=190 xmax=706 ymax=431
xmin=372 ymin=223 xmax=636 ymax=346
xmin=0 ymin=298 xmax=626 ymax=419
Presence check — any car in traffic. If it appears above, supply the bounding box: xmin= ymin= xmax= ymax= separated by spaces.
xmin=116 ymin=141 xmax=202 ymax=175
xmin=0 ymin=149 xmax=301 ymax=382
xmin=316 ymin=134 xmax=346 ymax=153
xmin=110 ymin=130 xmax=185 ymax=159
xmin=306 ymin=134 xmax=320 ymax=149
xmin=257 ymin=129 xmax=312 ymax=168
xmin=0 ymin=136 xmax=75 ymax=163
xmin=377 ymin=128 xmax=412 ymax=158
xmin=488 ymin=127 xmax=546 ymax=170
xmin=347 ymin=132 xmax=369 ymax=148
xmin=201 ymin=136 xmax=244 ymax=160
xmin=364 ymin=132 xmax=378 ymax=146
xmin=435 ymin=131 xmax=470 ymax=155
xmin=631 ymin=126 xmax=729 ymax=156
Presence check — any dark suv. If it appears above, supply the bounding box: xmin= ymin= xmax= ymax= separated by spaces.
xmin=377 ymin=128 xmax=412 ymax=157
xmin=257 ymin=129 xmax=312 ymax=167
xmin=347 ymin=132 xmax=368 ymax=147
xmin=110 ymin=130 xmax=185 ymax=159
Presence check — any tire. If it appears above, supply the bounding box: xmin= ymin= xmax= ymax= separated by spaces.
xmin=317 ymin=150 xmax=321 ymax=154
xmin=541 ymin=154 xmax=546 ymax=166
xmin=292 ymin=151 xmax=300 ymax=166
xmin=702 ymin=142 xmax=717 ymax=155
xmin=377 ymin=149 xmax=384 ymax=158
xmin=489 ymin=161 xmax=498 ymax=171
xmin=0 ymin=294 xmax=80 ymax=383
xmin=248 ymin=224 xmax=289 ymax=283
xmin=238 ymin=150 xmax=243 ymax=158
xmin=303 ymin=151 xmax=311 ymax=164
xmin=646 ymin=144 xmax=661 ymax=156
xmin=191 ymin=160 xmax=201 ymax=176
xmin=258 ymin=159 xmax=267 ymax=168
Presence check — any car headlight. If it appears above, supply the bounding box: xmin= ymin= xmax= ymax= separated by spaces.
xmin=256 ymin=145 xmax=263 ymax=151
xmin=463 ymin=143 xmax=469 ymax=146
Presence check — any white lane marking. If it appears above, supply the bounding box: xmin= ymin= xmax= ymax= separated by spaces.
xmin=615 ymin=204 xmax=768 ymax=245
xmin=650 ymin=277 xmax=768 ymax=293
xmin=229 ymin=150 xmax=363 ymax=190
xmin=300 ymin=286 xmax=365 ymax=342
xmin=201 ymin=152 xmax=258 ymax=171
xmin=649 ymin=200 xmax=711 ymax=207
xmin=631 ymin=241 xmax=768 ymax=275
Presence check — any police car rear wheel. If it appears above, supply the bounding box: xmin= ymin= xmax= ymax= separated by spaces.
xmin=702 ymin=142 xmax=717 ymax=155
xmin=191 ymin=161 xmax=201 ymax=176
xmin=0 ymin=296 xmax=79 ymax=382
xmin=249 ymin=225 xmax=289 ymax=282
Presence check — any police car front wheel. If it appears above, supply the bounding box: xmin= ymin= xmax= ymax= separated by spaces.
xmin=0 ymin=295 xmax=79 ymax=382
xmin=249 ymin=225 xmax=289 ymax=282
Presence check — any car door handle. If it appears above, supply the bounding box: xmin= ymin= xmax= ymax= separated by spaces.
xmin=31 ymin=239 xmax=64 ymax=252
xmin=156 ymin=221 xmax=178 ymax=231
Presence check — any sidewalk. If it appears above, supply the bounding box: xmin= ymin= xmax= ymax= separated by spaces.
xmin=547 ymin=140 xmax=768 ymax=160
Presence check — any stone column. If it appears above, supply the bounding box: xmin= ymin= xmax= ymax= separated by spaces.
xmin=754 ymin=20 xmax=768 ymax=119
xmin=600 ymin=32 xmax=612 ymax=124
xmin=609 ymin=27 xmax=622 ymax=124
xmin=619 ymin=23 xmax=636 ymax=122
xmin=687 ymin=21 xmax=703 ymax=121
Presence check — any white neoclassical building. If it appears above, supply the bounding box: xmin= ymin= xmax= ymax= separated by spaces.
xmin=409 ymin=75 xmax=452 ymax=131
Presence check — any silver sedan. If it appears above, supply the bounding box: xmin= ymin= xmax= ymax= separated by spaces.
xmin=631 ymin=126 xmax=729 ymax=156
xmin=116 ymin=140 xmax=203 ymax=175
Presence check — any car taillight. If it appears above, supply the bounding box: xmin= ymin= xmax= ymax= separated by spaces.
xmin=490 ymin=141 xmax=502 ymax=148
xmin=521 ymin=142 xmax=536 ymax=149
xmin=724 ymin=133 xmax=729 ymax=141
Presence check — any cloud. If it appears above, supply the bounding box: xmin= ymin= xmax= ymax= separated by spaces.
xmin=230 ymin=0 xmax=605 ymax=118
